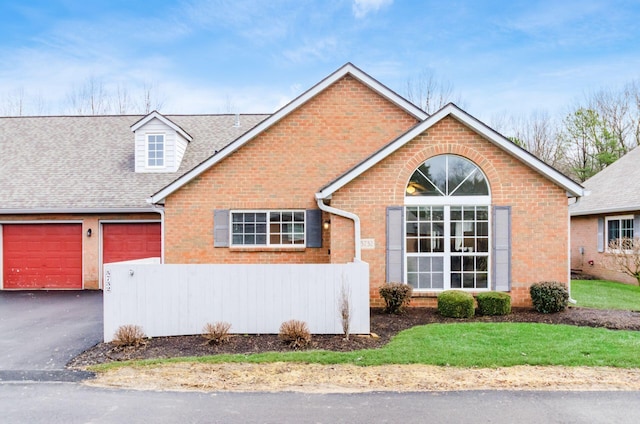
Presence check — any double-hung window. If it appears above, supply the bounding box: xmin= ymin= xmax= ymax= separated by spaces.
xmin=231 ymin=210 xmax=305 ymax=246
xmin=405 ymin=154 xmax=491 ymax=291
xmin=606 ymin=215 xmax=634 ymax=250
xmin=147 ymin=134 xmax=164 ymax=167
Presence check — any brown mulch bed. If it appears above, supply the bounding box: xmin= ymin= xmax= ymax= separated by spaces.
xmin=68 ymin=306 xmax=640 ymax=369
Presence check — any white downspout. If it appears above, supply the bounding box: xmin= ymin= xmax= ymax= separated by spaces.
xmin=567 ymin=204 xmax=576 ymax=304
xmin=151 ymin=204 xmax=165 ymax=264
xmin=316 ymin=197 xmax=362 ymax=262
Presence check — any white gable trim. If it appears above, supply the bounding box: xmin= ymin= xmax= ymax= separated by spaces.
xmin=131 ymin=111 xmax=193 ymax=142
xmin=148 ymin=63 xmax=428 ymax=204
xmin=315 ymin=103 xmax=585 ymax=200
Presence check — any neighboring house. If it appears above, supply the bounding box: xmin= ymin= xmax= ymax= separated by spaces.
xmin=1 ymin=63 xmax=584 ymax=307
xmin=570 ymin=146 xmax=640 ymax=284
xmin=0 ymin=113 xmax=268 ymax=289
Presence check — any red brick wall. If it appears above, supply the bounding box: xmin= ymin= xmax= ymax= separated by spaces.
xmin=327 ymin=117 xmax=570 ymax=307
xmin=164 ymin=75 xmax=418 ymax=265
xmin=0 ymin=213 xmax=160 ymax=289
xmin=571 ymin=214 xmax=639 ymax=284
xmin=163 ymin=76 xmax=571 ymax=308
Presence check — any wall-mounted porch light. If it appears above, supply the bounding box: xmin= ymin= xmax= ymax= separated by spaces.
xmin=87 ymin=228 xmax=92 ymax=237
xmin=323 ymin=220 xmax=330 ymax=230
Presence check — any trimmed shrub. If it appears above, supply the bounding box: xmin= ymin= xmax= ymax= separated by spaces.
xmin=278 ymin=320 xmax=311 ymax=349
xmin=438 ymin=290 xmax=475 ymax=318
xmin=202 ymin=322 xmax=232 ymax=345
xmin=379 ymin=282 xmax=413 ymax=314
xmin=112 ymin=324 xmax=146 ymax=348
xmin=530 ymin=281 xmax=569 ymax=313
xmin=477 ymin=292 xmax=512 ymax=316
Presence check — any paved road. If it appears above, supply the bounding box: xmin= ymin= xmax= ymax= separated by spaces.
xmin=0 ymin=290 xmax=102 ymax=381
xmin=2 ymin=383 xmax=640 ymax=424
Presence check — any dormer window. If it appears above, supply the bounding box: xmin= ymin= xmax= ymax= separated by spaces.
xmin=147 ymin=134 xmax=165 ymax=167
xmin=132 ymin=111 xmax=193 ymax=173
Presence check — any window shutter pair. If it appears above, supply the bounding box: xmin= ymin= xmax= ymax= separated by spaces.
xmin=598 ymin=215 xmax=640 ymax=252
xmin=213 ymin=209 xmax=322 ymax=247
xmin=385 ymin=206 xmax=512 ymax=291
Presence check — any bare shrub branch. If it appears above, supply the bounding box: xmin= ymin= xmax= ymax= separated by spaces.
xmin=112 ymin=324 xmax=147 ymax=348
xmin=202 ymin=322 xmax=232 ymax=345
xmin=602 ymin=237 xmax=640 ymax=285
xmin=278 ymin=320 xmax=311 ymax=349
xmin=338 ymin=283 xmax=351 ymax=340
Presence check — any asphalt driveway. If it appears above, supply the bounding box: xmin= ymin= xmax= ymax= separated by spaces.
xmin=0 ymin=290 xmax=102 ymax=381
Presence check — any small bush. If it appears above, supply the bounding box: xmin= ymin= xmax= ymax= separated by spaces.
xmin=379 ymin=282 xmax=413 ymax=314
xmin=202 ymin=321 xmax=232 ymax=345
xmin=278 ymin=320 xmax=311 ymax=349
xmin=530 ymin=281 xmax=569 ymax=313
xmin=112 ymin=324 xmax=146 ymax=348
xmin=437 ymin=290 xmax=475 ymax=318
xmin=476 ymin=292 xmax=512 ymax=316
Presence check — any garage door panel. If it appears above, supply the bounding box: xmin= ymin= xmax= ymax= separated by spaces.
xmin=103 ymin=223 xmax=161 ymax=264
xmin=3 ymin=224 xmax=82 ymax=289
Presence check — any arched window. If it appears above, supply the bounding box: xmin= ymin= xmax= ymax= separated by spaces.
xmin=406 ymin=155 xmax=489 ymax=197
xmin=404 ymin=155 xmax=491 ymax=291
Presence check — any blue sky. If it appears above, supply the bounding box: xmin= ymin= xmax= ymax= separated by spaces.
xmin=0 ymin=0 xmax=638 ymax=122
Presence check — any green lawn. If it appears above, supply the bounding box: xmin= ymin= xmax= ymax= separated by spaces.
xmin=94 ymin=323 xmax=640 ymax=371
xmin=92 ymin=280 xmax=640 ymax=371
xmin=572 ymin=279 xmax=640 ymax=310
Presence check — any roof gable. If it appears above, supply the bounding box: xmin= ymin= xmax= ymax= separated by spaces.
xmin=149 ymin=63 xmax=428 ymax=204
xmin=131 ymin=111 xmax=193 ymax=142
xmin=316 ymin=103 xmax=585 ymax=199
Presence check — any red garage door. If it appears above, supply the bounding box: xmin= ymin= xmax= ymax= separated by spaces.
xmin=102 ymin=223 xmax=161 ymax=264
xmin=2 ymin=224 xmax=83 ymax=289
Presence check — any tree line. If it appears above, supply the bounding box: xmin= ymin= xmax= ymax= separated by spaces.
xmin=4 ymin=70 xmax=639 ymax=183
xmin=1 ymin=77 xmax=164 ymax=117
xmin=405 ymin=69 xmax=640 ymax=183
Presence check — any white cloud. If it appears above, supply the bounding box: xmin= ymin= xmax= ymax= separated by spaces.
xmin=282 ymin=37 xmax=340 ymax=64
xmin=352 ymin=0 xmax=393 ymax=19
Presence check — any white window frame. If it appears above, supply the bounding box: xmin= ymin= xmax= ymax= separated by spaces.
xmin=404 ymin=154 xmax=491 ymax=291
xmin=605 ymin=214 xmax=634 ymax=252
xmin=146 ymin=133 xmax=165 ymax=168
xmin=405 ymin=202 xmax=491 ymax=291
xmin=230 ymin=210 xmax=306 ymax=248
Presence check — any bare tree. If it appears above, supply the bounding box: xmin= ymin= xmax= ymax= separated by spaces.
xmin=501 ymin=110 xmax=566 ymax=169
xmin=338 ymin=282 xmax=352 ymax=340
xmin=602 ymin=238 xmax=640 ymax=285
xmin=139 ymin=82 xmax=164 ymax=114
xmin=405 ymin=69 xmax=464 ymax=114
xmin=115 ymin=83 xmax=131 ymax=114
xmin=66 ymin=76 xmax=110 ymax=115
xmin=1 ymin=88 xmax=25 ymax=116
xmin=588 ymin=85 xmax=639 ymax=153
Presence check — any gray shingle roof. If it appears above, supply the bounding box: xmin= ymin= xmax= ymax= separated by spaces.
xmin=570 ymin=145 xmax=640 ymax=216
xmin=0 ymin=114 xmax=268 ymax=211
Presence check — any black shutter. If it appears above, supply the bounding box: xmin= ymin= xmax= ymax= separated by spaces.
xmin=306 ymin=209 xmax=322 ymax=248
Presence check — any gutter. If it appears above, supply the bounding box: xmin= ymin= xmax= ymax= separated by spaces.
xmin=316 ymin=196 xmax=362 ymax=262
xmin=0 ymin=207 xmax=158 ymax=215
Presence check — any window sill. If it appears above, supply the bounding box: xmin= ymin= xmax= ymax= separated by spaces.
xmin=229 ymin=246 xmax=307 ymax=253
xmin=411 ymin=289 xmax=492 ymax=298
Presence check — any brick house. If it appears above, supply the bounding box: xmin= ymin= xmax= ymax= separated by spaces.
xmin=570 ymin=146 xmax=640 ymax=284
xmin=1 ymin=63 xmax=584 ymax=307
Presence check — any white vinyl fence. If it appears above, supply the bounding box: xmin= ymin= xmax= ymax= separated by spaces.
xmin=103 ymin=261 xmax=370 ymax=342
